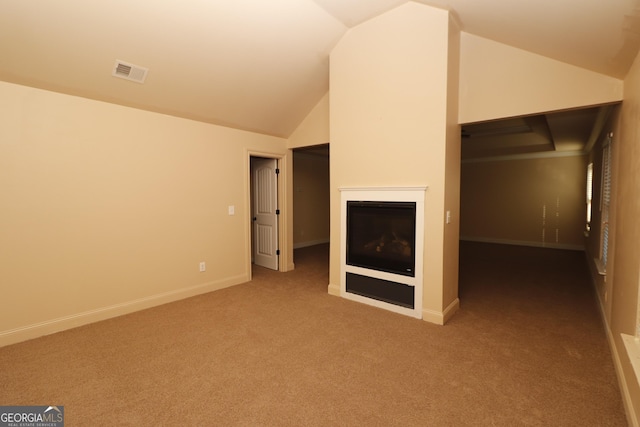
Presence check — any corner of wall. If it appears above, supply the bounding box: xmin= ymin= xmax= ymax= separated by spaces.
xmin=287 ymin=92 xmax=329 ymax=149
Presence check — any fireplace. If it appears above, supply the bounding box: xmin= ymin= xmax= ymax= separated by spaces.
xmin=346 ymin=201 xmax=416 ymax=276
xmin=340 ymin=187 xmax=426 ymax=318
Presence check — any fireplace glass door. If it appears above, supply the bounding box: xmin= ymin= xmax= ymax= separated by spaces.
xmin=346 ymin=201 xmax=416 ymax=277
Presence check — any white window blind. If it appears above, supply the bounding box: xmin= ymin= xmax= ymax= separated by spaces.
xmin=586 ymin=162 xmax=593 ymax=229
xmin=600 ymin=135 xmax=612 ymax=270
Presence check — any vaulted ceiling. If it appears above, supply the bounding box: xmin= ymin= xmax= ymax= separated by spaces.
xmin=2 ymin=0 xmax=639 ymax=138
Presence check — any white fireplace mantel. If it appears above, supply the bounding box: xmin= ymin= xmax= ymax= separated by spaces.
xmin=339 ymin=186 xmax=427 ymax=318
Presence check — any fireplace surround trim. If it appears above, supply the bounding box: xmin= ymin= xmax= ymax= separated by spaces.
xmin=339 ymin=186 xmax=426 ymax=318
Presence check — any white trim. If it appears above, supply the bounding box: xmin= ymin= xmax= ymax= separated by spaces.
xmin=340 ymin=186 xmax=428 ymax=193
xmin=422 ymin=298 xmax=460 ymax=325
xmin=442 ymin=298 xmax=460 ymax=324
xmin=339 ymin=186 xmax=427 ymax=319
xmin=460 ymin=236 xmax=584 ymax=251
xmin=327 ymin=283 xmax=340 ymax=297
xmin=342 ymin=288 xmax=420 ymax=319
xmin=607 ymin=324 xmax=639 ymax=427
xmin=590 ymin=266 xmax=639 ymax=427
xmin=0 ymin=274 xmax=249 ymax=348
xmin=622 ymin=334 xmax=640 ymax=391
xmin=462 ymin=150 xmax=586 ymax=164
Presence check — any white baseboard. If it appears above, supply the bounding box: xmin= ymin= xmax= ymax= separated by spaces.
xmin=293 ymin=238 xmax=329 ymax=249
xmin=0 ymin=273 xmax=249 ymax=348
xmin=327 ymin=283 xmax=340 ymax=297
xmin=329 ymin=286 xmax=460 ymax=326
xmin=422 ymin=298 xmax=460 ymax=325
xmin=590 ymin=273 xmax=639 ymax=426
xmin=460 ymin=236 xmax=584 ymax=251
xmin=621 ymin=334 xmax=640 ymax=393
xmin=442 ymin=298 xmax=460 ymax=324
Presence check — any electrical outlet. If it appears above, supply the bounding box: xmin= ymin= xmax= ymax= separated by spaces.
xmin=199 ymin=261 xmax=206 ymax=272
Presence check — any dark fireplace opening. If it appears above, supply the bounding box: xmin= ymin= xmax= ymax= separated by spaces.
xmin=346 ymin=273 xmax=414 ymax=309
xmin=346 ymin=201 xmax=416 ymax=277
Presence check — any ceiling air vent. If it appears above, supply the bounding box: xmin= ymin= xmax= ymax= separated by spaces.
xmin=112 ymin=60 xmax=148 ymax=83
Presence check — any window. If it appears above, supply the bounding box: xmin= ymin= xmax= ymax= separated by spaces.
xmin=586 ymin=162 xmax=593 ymax=231
xmin=598 ymin=134 xmax=612 ymax=274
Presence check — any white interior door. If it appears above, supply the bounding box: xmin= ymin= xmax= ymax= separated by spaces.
xmin=252 ymin=157 xmax=279 ymax=270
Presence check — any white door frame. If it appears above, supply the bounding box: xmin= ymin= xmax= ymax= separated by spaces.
xmin=246 ymin=150 xmax=292 ymax=279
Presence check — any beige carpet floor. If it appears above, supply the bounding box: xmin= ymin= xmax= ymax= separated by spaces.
xmin=0 ymin=242 xmax=628 ymax=426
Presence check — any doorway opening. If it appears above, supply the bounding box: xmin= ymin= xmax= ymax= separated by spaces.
xmin=292 ymin=144 xmax=330 ymax=268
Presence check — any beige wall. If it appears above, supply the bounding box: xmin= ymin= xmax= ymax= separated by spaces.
xmin=461 ymin=154 xmax=587 ymax=249
xmin=329 ymin=2 xmax=458 ymax=322
xmin=0 ymin=81 xmax=289 ymax=346
xmin=585 ymin=49 xmax=640 ymax=423
xmin=288 ymin=93 xmax=330 ymax=255
xmin=293 ymin=152 xmax=330 ymax=247
xmin=443 ymin=15 xmax=461 ymax=313
xmin=459 ymin=33 xmax=624 ymax=124
xmin=288 ymin=93 xmax=329 ymax=149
